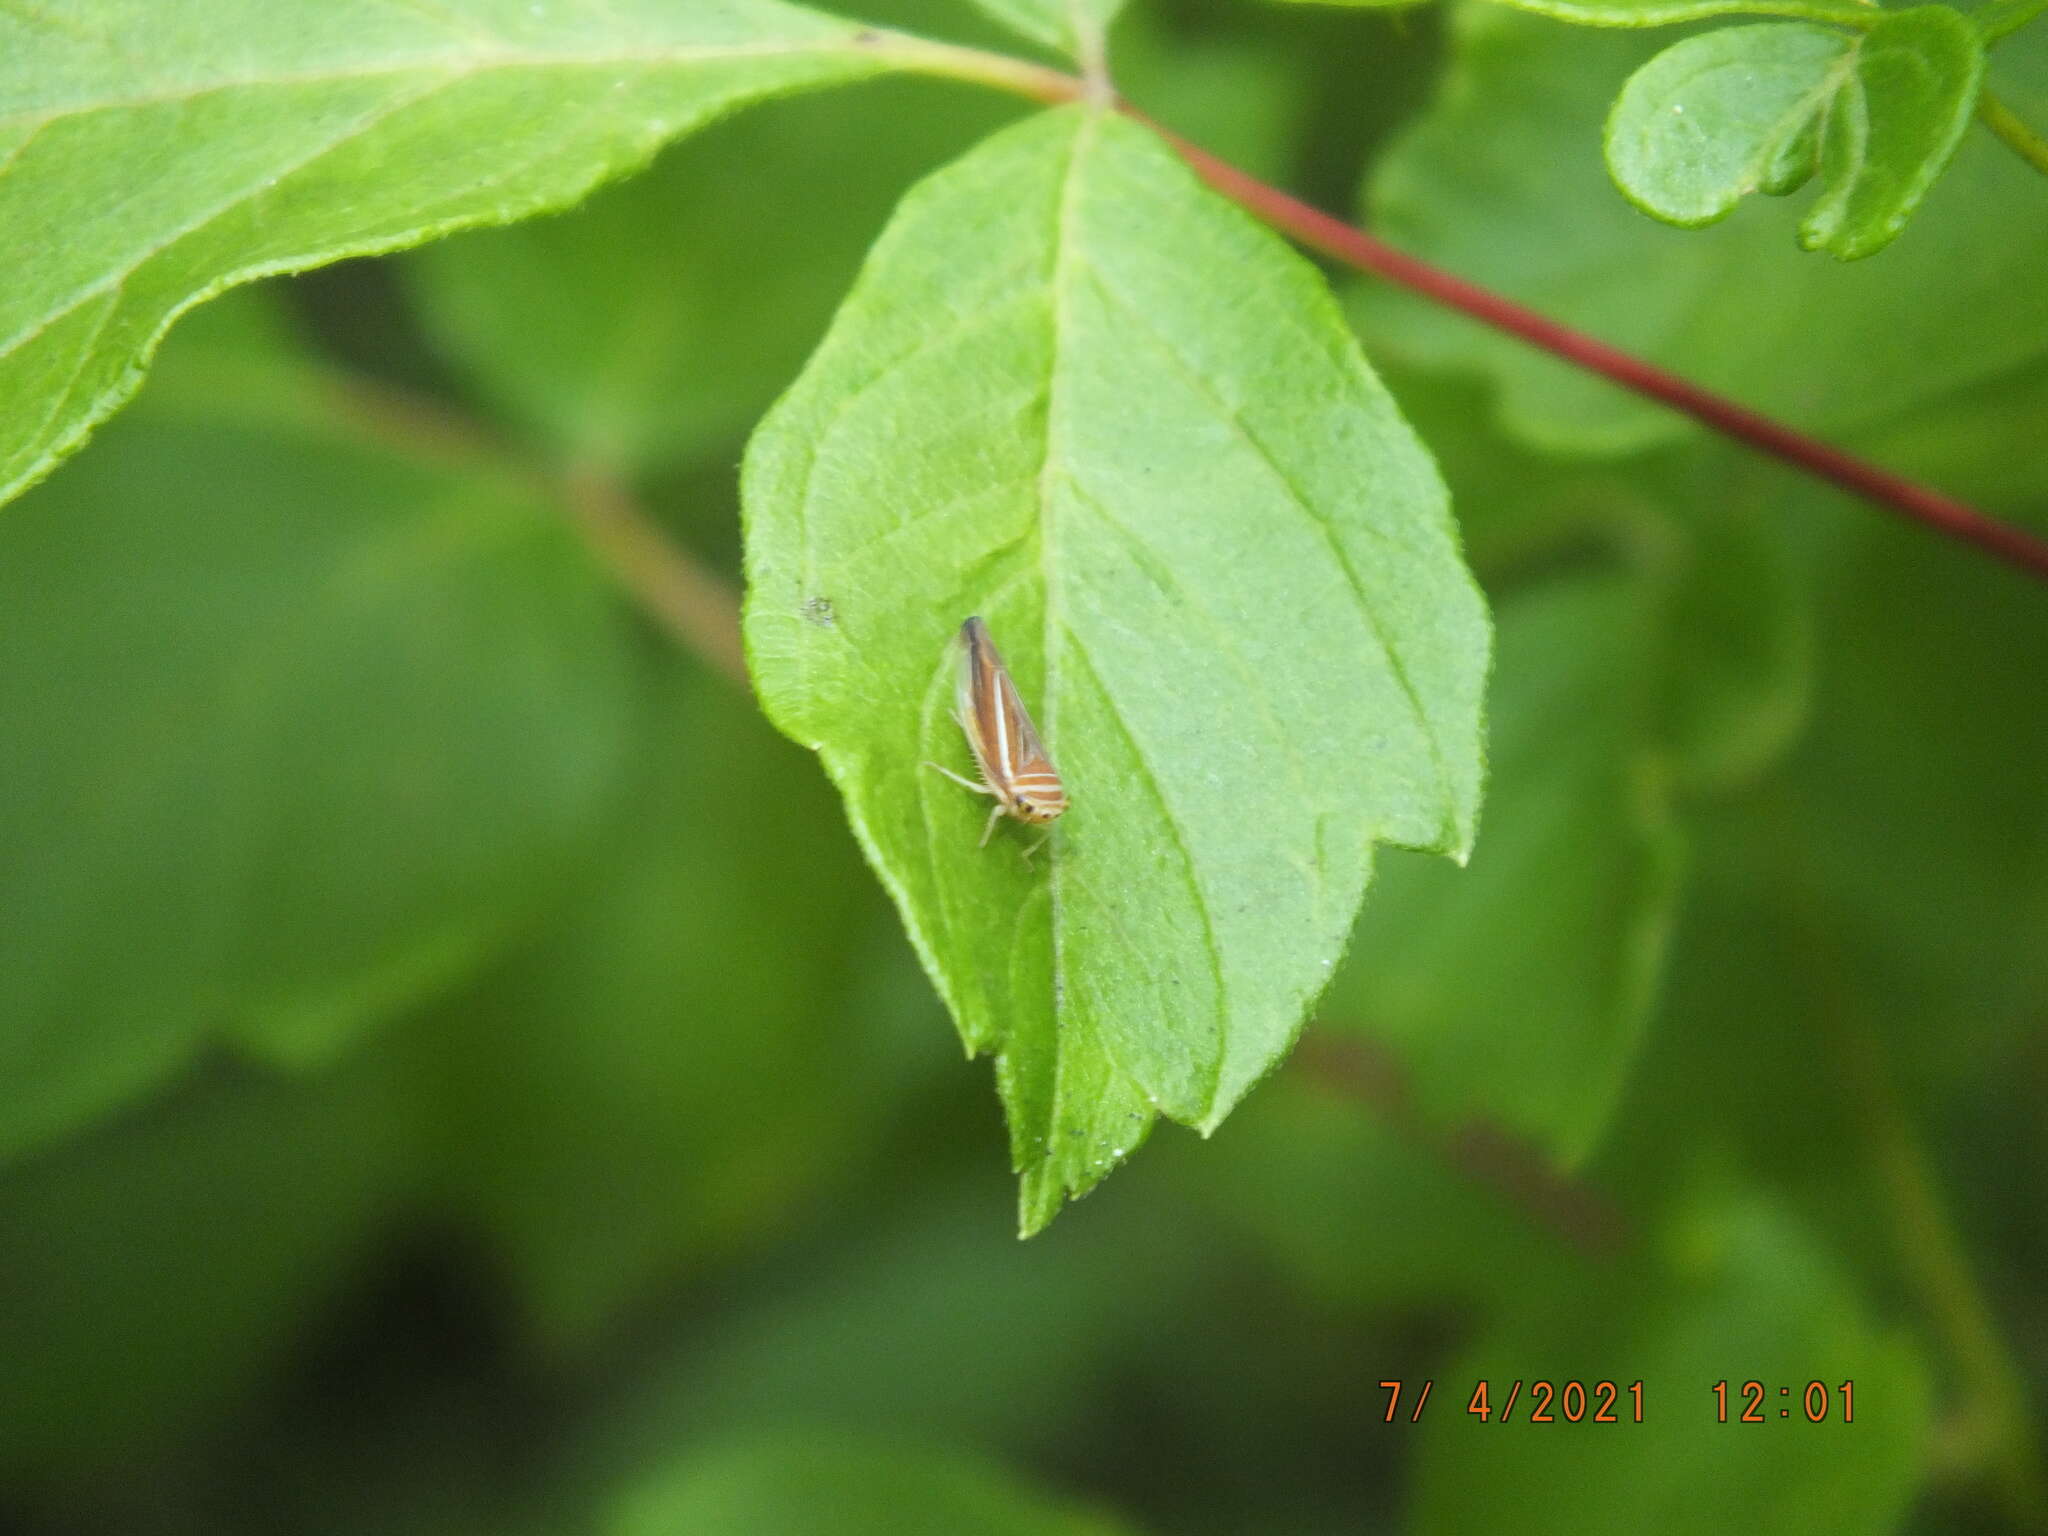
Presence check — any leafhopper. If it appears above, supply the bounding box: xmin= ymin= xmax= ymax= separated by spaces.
xmin=925 ymin=615 xmax=1068 ymax=848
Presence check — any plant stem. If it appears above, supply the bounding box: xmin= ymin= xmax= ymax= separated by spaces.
xmin=320 ymin=371 xmax=751 ymax=686
xmin=853 ymin=29 xmax=1079 ymax=105
xmin=874 ymin=39 xmax=2048 ymax=586
xmin=1144 ymin=119 xmax=2048 ymax=584
xmin=1980 ymin=89 xmax=2048 ymax=176
xmin=1297 ymin=1030 xmax=1627 ymax=1259
xmin=562 ymin=465 xmax=750 ymax=688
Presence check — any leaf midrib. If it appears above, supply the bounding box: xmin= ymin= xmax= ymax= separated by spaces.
xmin=1039 ymin=109 xmax=1089 ymax=1121
xmin=0 ymin=28 xmax=881 ymax=503
xmin=0 ymin=36 xmax=874 ymax=359
xmin=1036 ymin=111 xmax=1233 ymax=1124
xmin=1080 ymin=262 xmax=1456 ymax=852
xmin=0 ymin=40 xmax=857 ymax=130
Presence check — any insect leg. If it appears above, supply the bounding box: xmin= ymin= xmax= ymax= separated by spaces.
xmin=979 ymin=802 xmax=1006 ymax=847
xmin=923 ymin=761 xmax=995 ymax=796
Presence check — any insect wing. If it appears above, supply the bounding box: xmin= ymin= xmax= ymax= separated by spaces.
xmin=956 ymin=616 xmax=1013 ymax=788
xmin=991 ymin=659 xmax=1056 ymax=785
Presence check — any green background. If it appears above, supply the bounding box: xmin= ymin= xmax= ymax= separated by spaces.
xmin=2 ymin=0 xmax=2043 ymax=1531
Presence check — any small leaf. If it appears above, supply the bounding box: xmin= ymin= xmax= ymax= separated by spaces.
xmin=744 ymin=107 xmax=1489 ymax=1231
xmin=1798 ymin=7 xmax=1985 ymax=258
xmin=1760 ymin=106 xmax=1823 ymax=195
xmin=1606 ymin=24 xmax=1850 ymax=227
xmin=965 ymin=0 xmax=1128 ymax=63
xmin=1607 ymin=13 xmax=1984 ymax=257
xmin=0 ymin=0 xmax=893 ymax=513
xmin=1360 ymin=8 xmax=2048 ymax=454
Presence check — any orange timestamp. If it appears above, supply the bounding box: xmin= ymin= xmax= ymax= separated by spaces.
xmin=1378 ymin=1380 xmax=1648 ymax=1424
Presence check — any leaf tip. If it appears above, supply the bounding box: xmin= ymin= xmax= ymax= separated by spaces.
xmin=1015 ymin=1169 xmax=1066 ymax=1239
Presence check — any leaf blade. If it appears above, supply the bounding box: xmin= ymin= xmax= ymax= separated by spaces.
xmin=0 ymin=0 xmax=892 ymax=511
xmin=744 ymin=107 xmax=1489 ymax=1229
xmin=1605 ymin=24 xmax=1850 ymax=227
xmin=1798 ymin=6 xmax=1986 ymax=258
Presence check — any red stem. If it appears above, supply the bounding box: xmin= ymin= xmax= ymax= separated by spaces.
xmin=1140 ymin=119 xmax=2048 ymax=585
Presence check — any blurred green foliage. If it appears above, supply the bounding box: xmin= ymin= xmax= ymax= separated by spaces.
xmin=2 ymin=0 xmax=2045 ymax=1532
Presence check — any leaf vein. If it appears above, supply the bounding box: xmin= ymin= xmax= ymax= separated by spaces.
xmin=0 ymin=41 xmax=860 ymax=131
xmin=1038 ymin=110 xmax=1096 ymax=1147
xmin=1061 ymin=474 xmax=1327 ymax=921
xmin=1083 ymin=267 xmax=1457 ymax=845
xmin=1060 ymin=630 xmax=1227 ymax=1113
xmin=0 ymin=77 xmax=450 ymax=361
xmin=12 ymin=290 xmax=119 ymax=481
xmin=838 ymin=478 xmax=1037 ymax=570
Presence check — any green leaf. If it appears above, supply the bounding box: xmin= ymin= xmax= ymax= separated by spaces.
xmin=1328 ymin=574 xmax=1684 ymax=1166
xmin=1415 ymin=1196 xmax=1931 ymax=1535
xmin=1361 ymin=6 xmax=2048 ymax=456
xmin=1605 ymin=24 xmax=1850 ymax=226
xmin=743 ymin=107 xmax=1489 ymax=1232
xmin=965 ymin=0 xmax=1128 ymax=63
xmin=0 ymin=0 xmax=894 ymax=513
xmin=1798 ymin=8 xmax=1986 ymax=257
xmin=0 ymin=304 xmax=637 ymax=1164
xmin=612 ymin=1430 xmax=1136 ymax=1536
xmin=1608 ymin=12 xmax=1984 ymax=257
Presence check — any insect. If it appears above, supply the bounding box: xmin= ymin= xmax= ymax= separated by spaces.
xmin=924 ymin=615 xmax=1068 ymax=849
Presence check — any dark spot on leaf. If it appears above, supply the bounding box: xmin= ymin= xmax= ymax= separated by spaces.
xmin=802 ymin=596 xmax=836 ymax=627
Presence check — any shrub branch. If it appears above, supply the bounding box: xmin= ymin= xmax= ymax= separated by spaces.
xmin=868 ymin=32 xmax=2048 ymax=585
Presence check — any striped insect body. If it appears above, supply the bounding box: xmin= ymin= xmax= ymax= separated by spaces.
xmin=924 ymin=616 xmax=1068 ymax=849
